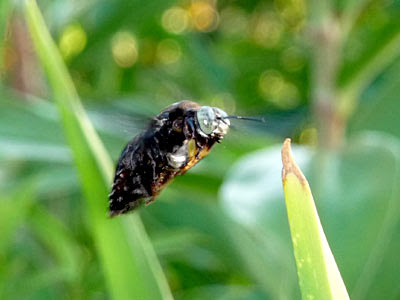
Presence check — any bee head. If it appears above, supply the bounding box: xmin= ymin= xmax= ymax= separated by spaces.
xmin=196 ymin=106 xmax=230 ymax=139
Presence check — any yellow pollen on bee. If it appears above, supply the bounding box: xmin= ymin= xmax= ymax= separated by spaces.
xmin=181 ymin=140 xmax=210 ymax=173
xmin=188 ymin=139 xmax=197 ymax=158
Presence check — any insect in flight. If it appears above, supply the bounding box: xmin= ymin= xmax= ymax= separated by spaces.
xmin=109 ymin=100 xmax=259 ymax=217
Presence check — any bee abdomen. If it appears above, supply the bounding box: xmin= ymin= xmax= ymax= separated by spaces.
xmin=108 ymin=169 xmax=150 ymax=217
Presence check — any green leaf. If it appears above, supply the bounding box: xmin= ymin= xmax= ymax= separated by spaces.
xmin=29 ymin=206 xmax=83 ymax=283
xmin=339 ymin=0 xmax=373 ymax=35
xmin=344 ymin=132 xmax=400 ymax=300
xmin=24 ymin=1 xmax=173 ymax=299
xmin=281 ymin=139 xmax=349 ymax=300
xmin=0 ymin=184 xmax=35 ymax=251
xmin=349 ymin=58 xmax=400 ymax=139
xmin=339 ymin=19 xmax=400 ymax=101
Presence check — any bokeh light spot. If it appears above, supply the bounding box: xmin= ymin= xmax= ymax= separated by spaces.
xmin=210 ymin=93 xmax=236 ymax=114
xmin=156 ymin=39 xmax=182 ymax=65
xmin=275 ymin=0 xmax=306 ymax=31
xmin=219 ymin=7 xmax=248 ymax=38
xmin=259 ymin=70 xmax=300 ymax=109
xmin=189 ymin=1 xmax=219 ymax=32
xmin=281 ymin=47 xmax=305 ymax=72
xmin=259 ymin=70 xmax=285 ymax=97
xmin=162 ymin=7 xmax=189 ymax=34
xmin=111 ymin=31 xmax=139 ymax=68
xmin=59 ymin=23 xmax=87 ymax=60
xmin=251 ymin=12 xmax=282 ymax=48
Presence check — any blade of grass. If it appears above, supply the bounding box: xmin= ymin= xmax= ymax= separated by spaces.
xmin=24 ymin=1 xmax=173 ymax=299
xmin=281 ymin=139 xmax=349 ymax=300
xmin=29 ymin=206 xmax=82 ymax=283
xmin=0 ymin=184 xmax=35 ymax=251
xmin=340 ymin=0 xmax=373 ymax=37
xmin=338 ymin=19 xmax=400 ymax=113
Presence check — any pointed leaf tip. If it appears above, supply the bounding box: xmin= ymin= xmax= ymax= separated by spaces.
xmin=281 ymin=138 xmax=306 ymax=184
xmin=280 ymin=138 xmax=350 ymax=300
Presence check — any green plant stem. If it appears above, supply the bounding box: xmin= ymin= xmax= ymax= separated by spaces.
xmin=307 ymin=0 xmax=345 ymax=150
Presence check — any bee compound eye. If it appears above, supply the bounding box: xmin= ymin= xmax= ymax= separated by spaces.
xmin=213 ymin=107 xmax=228 ymax=119
xmin=196 ymin=106 xmax=217 ymax=135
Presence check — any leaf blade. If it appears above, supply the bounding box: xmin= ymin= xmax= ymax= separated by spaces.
xmin=281 ymin=139 xmax=349 ymax=300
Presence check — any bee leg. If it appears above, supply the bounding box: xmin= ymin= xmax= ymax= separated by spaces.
xmin=145 ymin=197 xmax=155 ymax=205
xmin=194 ymin=139 xmax=203 ymax=159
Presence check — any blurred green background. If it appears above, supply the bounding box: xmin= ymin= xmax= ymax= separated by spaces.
xmin=1 ymin=0 xmax=400 ymax=299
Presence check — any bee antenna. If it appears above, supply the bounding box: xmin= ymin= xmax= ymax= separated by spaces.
xmin=223 ymin=115 xmax=265 ymax=123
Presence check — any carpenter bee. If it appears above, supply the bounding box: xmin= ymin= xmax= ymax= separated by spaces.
xmin=109 ymin=101 xmax=232 ymax=216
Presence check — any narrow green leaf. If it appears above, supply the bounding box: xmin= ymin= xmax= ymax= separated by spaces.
xmin=24 ymin=1 xmax=173 ymax=299
xmin=281 ymin=139 xmax=349 ymax=300
xmin=0 ymin=185 xmax=34 ymax=251
xmin=340 ymin=0 xmax=373 ymax=36
xmin=339 ymin=20 xmax=400 ymax=100
xmin=30 ymin=207 xmax=82 ymax=283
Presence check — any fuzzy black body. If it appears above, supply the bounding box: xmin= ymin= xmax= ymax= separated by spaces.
xmin=109 ymin=101 xmax=221 ymax=216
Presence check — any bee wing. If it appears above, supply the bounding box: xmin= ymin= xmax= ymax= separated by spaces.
xmin=87 ymin=98 xmax=162 ymax=139
xmin=89 ymin=110 xmax=151 ymax=139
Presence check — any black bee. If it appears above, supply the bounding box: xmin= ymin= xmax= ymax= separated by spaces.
xmin=109 ymin=101 xmax=230 ymax=216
